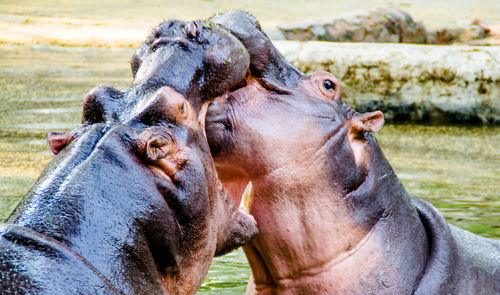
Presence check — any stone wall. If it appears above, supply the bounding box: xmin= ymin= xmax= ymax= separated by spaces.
xmin=266 ymin=6 xmax=489 ymax=45
xmin=275 ymin=41 xmax=500 ymax=124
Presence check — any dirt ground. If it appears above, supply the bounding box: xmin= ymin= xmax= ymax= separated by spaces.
xmin=1 ymin=0 xmax=499 ymax=48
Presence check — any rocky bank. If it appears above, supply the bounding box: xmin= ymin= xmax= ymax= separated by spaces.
xmin=276 ymin=41 xmax=500 ymax=124
xmin=265 ymin=6 xmax=491 ymax=45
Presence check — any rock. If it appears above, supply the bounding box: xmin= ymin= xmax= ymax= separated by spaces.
xmin=310 ymin=25 xmax=327 ymax=40
xmin=264 ymin=6 xmax=489 ymax=45
xmin=472 ymin=19 xmax=491 ymax=34
xmin=462 ymin=25 xmax=488 ymax=40
xmin=274 ymin=41 xmax=500 ymax=124
xmin=266 ymin=6 xmax=427 ymax=44
xmin=265 ymin=26 xmax=286 ymax=40
xmin=352 ymin=26 xmax=365 ymax=41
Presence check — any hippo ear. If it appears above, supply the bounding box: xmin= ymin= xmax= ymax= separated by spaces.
xmin=133 ymin=129 xmax=188 ymax=178
xmin=351 ymin=111 xmax=385 ymax=134
xmin=48 ymin=132 xmax=74 ymax=155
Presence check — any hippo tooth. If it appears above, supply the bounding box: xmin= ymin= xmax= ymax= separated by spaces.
xmin=239 ymin=181 xmax=254 ymax=214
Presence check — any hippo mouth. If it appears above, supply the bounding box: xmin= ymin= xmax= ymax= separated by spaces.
xmin=201 ymin=95 xmax=255 ymax=213
xmin=204 ymin=76 xmax=260 ymax=159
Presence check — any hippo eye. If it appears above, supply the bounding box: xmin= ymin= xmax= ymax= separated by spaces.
xmin=179 ymin=102 xmax=185 ymax=114
xmin=323 ymin=80 xmax=335 ymax=92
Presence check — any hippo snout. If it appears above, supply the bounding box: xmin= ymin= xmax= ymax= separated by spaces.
xmin=131 ymin=18 xmax=250 ymax=112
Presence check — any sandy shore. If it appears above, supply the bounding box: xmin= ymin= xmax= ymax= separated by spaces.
xmin=1 ymin=0 xmax=499 ymax=48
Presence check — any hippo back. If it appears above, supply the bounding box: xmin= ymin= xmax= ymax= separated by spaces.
xmin=449 ymin=225 xmax=500 ymax=294
xmin=413 ymin=197 xmax=500 ymax=295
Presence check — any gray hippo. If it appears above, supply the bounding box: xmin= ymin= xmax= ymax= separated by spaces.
xmin=205 ymin=11 xmax=500 ymax=294
xmin=0 ymin=19 xmax=257 ymax=294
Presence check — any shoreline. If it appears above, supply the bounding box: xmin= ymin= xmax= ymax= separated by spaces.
xmin=1 ymin=0 xmax=500 ymax=48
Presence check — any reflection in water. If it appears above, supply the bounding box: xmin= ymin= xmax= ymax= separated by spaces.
xmin=0 ymin=44 xmax=498 ymax=294
xmin=199 ymin=250 xmax=251 ymax=294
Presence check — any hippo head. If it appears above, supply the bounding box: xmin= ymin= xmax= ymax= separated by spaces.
xmin=130 ymin=19 xmax=250 ymax=112
xmin=206 ymin=71 xmax=383 ymax=194
xmin=43 ymin=85 xmax=257 ymax=293
xmin=6 ymin=16 xmax=259 ymax=294
xmin=205 ymin=11 xmax=390 ymax=290
xmin=206 ymin=11 xmax=384 ymax=194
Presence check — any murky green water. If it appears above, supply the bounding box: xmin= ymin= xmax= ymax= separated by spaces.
xmin=0 ymin=44 xmax=498 ymax=294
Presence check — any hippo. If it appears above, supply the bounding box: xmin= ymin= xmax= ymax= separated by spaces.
xmin=205 ymin=11 xmax=500 ymax=294
xmin=0 ymin=19 xmax=257 ymax=294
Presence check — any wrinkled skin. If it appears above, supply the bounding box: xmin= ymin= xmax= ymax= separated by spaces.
xmin=206 ymin=11 xmax=500 ymax=295
xmin=0 ymin=19 xmax=257 ymax=295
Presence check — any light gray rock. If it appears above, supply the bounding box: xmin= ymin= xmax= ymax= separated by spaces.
xmin=263 ymin=6 xmax=488 ymax=45
xmin=265 ymin=26 xmax=286 ymax=41
xmin=274 ymin=41 xmax=500 ymax=124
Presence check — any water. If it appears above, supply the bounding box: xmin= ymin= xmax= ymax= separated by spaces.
xmin=0 ymin=44 xmax=498 ymax=294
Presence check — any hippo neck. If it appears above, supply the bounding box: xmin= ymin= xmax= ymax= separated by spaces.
xmin=7 ymin=129 xmax=172 ymax=294
xmin=245 ymin=134 xmax=429 ymax=294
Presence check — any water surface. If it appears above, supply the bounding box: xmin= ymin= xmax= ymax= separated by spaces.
xmin=0 ymin=44 xmax=498 ymax=294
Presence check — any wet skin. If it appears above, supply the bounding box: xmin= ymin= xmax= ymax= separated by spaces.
xmin=205 ymin=11 xmax=500 ymax=294
xmin=0 ymin=19 xmax=257 ymax=295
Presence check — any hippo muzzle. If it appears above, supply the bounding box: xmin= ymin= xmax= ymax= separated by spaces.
xmin=131 ymin=19 xmax=250 ymax=112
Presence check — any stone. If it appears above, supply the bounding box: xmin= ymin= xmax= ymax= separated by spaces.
xmin=264 ymin=6 xmax=489 ymax=45
xmin=310 ymin=25 xmax=327 ymax=40
xmin=352 ymin=26 xmax=365 ymax=41
xmin=472 ymin=19 xmax=491 ymax=34
xmin=265 ymin=26 xmax=286 ymax=40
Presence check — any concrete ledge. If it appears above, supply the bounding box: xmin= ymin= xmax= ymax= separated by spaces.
xmin=275 ymin=41 xmax=500 ymax=124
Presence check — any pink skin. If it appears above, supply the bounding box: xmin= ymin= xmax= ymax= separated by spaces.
xmin=206 ymin=72 xmax=429 ymax=294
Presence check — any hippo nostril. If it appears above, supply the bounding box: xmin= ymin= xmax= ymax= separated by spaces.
xmin=150 ymin=38 xmax=172 ymax=52
xmin=222 ymin=118 xmax=232 ymax=131
xmin=150 ymin=40 xmax=164 ymax=52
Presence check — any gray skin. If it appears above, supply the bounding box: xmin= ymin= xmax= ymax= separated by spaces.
xmin=205 ymin=11 xmax=500 ymax=295
xmin=0 ymin=19 xmax=257 ymax=295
